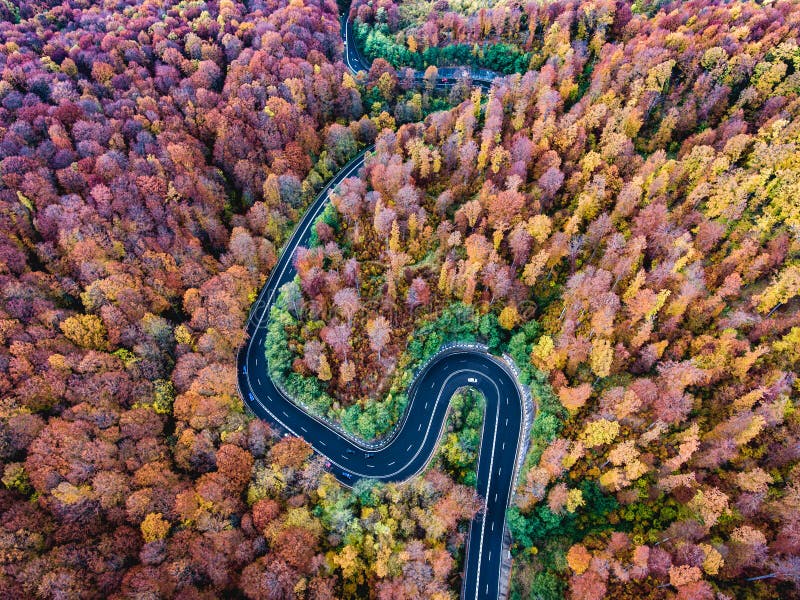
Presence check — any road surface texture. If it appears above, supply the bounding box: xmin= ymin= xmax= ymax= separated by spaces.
xmin=238 ymin=18 xmax=527 ymax=600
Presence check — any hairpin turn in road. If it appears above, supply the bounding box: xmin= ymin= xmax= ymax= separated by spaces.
xmin=238 ymin=18 xmax=530 ymax=599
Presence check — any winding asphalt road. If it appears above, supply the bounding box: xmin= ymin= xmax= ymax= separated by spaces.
xmin=238 ymin=18 xmax=525 ymax=600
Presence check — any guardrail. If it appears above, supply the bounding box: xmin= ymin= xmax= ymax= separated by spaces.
xmin=263 ymin=339 xmax=526 ymax=451
xmin=500 ymin=351 xmax=535 ymax=502
xmin=415 ymin=66 xmax=500 ymax=81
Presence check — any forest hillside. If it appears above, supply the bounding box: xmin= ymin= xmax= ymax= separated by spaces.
xmin=0 ymin=0 xmax=799 ymax=598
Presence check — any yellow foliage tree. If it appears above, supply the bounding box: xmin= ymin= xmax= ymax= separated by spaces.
xmin=60 ymin=314 xmax=108 ymax=350
xmin=373 ymin=546 xmax=392 ymax=579
xmin=339 ymin=360 xmax=356 ymax=386
xmin=342 ymin=72 xmax=357 ymax=90
xmin=774 ymin=326 xmax=800 ymax=363
xmin=498 ymin=305 xmax=519 ymax=330
xmin=530 ymin=334 xmax=556 ymax=371
xmin=492 ymin=229 xmax=504 ymax=251
xmin=389 ymin=219 xmax=401 ymax=253
xmin=525 ymin=215 xmax=552 ymax=243
xmin=52 ymin=481 xmax=91 ymax=505
xmin=522 ymin=250 xmax=549 ymax=286
xmin=700 ymin=544 xmax=724 ymax=575
xmin=141 ymin=512 xmax=170 ymax=543
xmin=317 ymin=354 xmax=332 ymax=381
xmin=734 ymin=414 xmax=766 ymax=446
xmin=263 ymin=173 xmax=281 ymax=207
xmin=47 ymin=353 xmax=70 ymax=372
xmin=646 ymin=289 xmax=671 ymax=320
xmin=645 ymin=59 xmax=676 ymax=92
xmin=334 ymin=544 xmax=363 ymax=581
xmin=490 ymin=146 xmax=509 ymax=173
xmin=174 ymin=323 xmax=195 ymax=347
xmin=589 ymin=338 xmax=613 ymax=378
xmin=581 ymin=419 xmax=620 ymax=448
xmin=376 ymin=72 xmax=395 ymax=101
xmin=755 ymin=264 xmax=800 ymax=313
xmin=622 ymin=269 xmax=646 ymax=304
xmin=732 ymin=344 xmax=768 ymax=380
xmin=565 ymin=489 xmax=584 ymax=513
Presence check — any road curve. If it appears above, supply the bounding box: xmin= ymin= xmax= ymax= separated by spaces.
xmin=238 ymin=18 xmax=525 ymax=600
xmin=341 ymin=15 xmax=498 ymax=89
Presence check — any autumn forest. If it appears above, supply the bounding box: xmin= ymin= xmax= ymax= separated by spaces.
xmin=1 ymin=0 xmax=800 ymax=598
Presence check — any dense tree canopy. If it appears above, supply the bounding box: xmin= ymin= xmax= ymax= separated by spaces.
xmin=2 ymin=0 xmax=800 ymax=597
